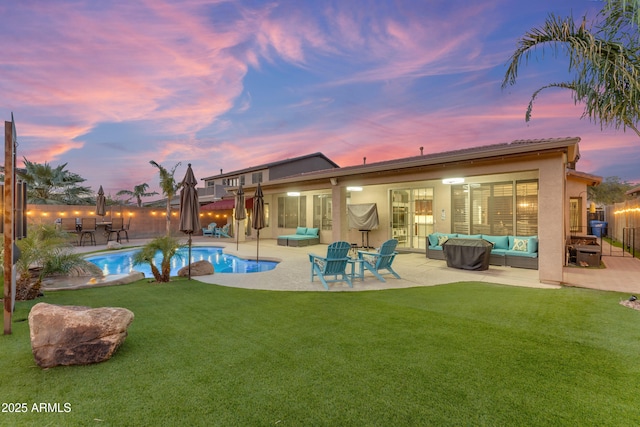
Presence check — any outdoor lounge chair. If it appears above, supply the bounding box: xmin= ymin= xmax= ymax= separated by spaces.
xmin=202 ymin=223 xmax=217 ymax=237
xmin=309 ymin=241 xmax=352 ymax=290
xmin=358 ymin=239 xmax=401 ymax=282
xmin=215 ymin=224 xmax=231 ymax=238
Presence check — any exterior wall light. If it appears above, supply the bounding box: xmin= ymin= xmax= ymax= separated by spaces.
xmin=347 ymin=186 xmax=363 ymax=192
xmin=442 ymin=178 xmax=465 ymax=184
xmin=287 ymin=192 xmax=301 ymax=196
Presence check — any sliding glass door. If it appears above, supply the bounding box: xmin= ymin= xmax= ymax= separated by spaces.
xmin=391 ymin=188 xmax=434 ymax=250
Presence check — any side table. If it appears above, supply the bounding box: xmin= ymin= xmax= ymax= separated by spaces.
xmin=348 ymin=258 xmax=365 ymax=282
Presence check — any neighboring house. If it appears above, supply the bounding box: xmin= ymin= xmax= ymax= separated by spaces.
xmin=200 ymin=152 xmax=339 ymax=193
xmin=626 ymin=185 xmax=640 ymax=198
xmin=199 ymin=152 xmax=339 ymax=212
xmin=219 ymin=137 xmax=599 ymax=285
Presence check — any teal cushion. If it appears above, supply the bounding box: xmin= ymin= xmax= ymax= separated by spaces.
xmin=482 ymin=235 xmax=509 ymax=250
xmin=296 ymin=227 xmax=307 ymax=235
xmin=458 ymin=234 xmax=482 ymax=239
xmin=490 ymin=248 xmax=508 ymax=255
xmin=306 ymin=227 xmax=319 ymax=236
xmin=428 ymin=233 xmax=458 ymax=247
xmin=509 ymin=236 xmax=538 ymax=254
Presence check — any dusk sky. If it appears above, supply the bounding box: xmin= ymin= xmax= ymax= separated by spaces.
xmin=2 ymin=0 xmax=639 ymax=201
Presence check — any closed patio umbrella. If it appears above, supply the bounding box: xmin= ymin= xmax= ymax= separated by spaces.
xmin=251 ymin=183 xmax=265 ymax=263
xmin=96 ymin=185 xmax=106 ymax=220
xmin=179 ymin=164 xmax=200 ymax=280
xmin=234 ymin=184 xmax=246 ymax=251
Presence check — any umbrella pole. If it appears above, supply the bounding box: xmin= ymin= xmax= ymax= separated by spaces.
xmin=188 ymin=234 xmax=192 ymax=280
xmin=256 ymin=230 xmax=260 ymax=263
xmin=236 ymin=220 xmax=239 ymax=251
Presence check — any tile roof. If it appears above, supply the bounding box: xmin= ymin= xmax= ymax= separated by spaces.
xmin=270 ymin=137 xmax=582 ymax=182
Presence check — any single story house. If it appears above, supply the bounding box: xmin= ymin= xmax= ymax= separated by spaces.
xmin=216 ymin=137 xmax=600 ymax=285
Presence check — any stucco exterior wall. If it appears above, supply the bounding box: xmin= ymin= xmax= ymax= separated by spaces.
xmin=537 ymin=156 xmax=566 ymax=284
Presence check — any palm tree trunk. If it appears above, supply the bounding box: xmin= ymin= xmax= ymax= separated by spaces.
xmin=166 ymin=199 xmax=171 ymax=235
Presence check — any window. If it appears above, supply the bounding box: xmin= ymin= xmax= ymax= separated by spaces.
xmin=452 ymin=179 xmax=538 ymax=236
xmin=224 ymin=176 xmax=244 ymax=187
xmin=452 ymin=186 xmax=469 ymax=235
xmin=278 ymin=195 xmax=306 ymax=228
xmin=569 ymin=197 xmax=582 ymax=234
xmin=516 ymin=180 xmax=538 ymax=236
xmin=313 ymin=194 xmax=332 ymax=230
xmin=252 ymin=172 xmax=263 ymax=184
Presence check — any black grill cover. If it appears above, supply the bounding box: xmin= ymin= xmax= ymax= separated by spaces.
xmin=442 ymin=238 xmax=492 ymax=271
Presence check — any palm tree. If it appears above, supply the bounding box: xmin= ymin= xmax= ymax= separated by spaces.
xmin=116 ymin=183 xmax=158 ymax=207
xmin=14 ymin=224 xmax=98 ymax=299
xmin=502 ymin=1 xmax=640 ymax=136
xmin=18 ymin=158 xmax=93 ymax=204
xmin=150 ymin=160 xmax=182 ymax=235
xmin=132 ymin=235 xmax=182 ymax=282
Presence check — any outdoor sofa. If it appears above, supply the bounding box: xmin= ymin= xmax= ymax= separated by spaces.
xmin=277 ymin=227 xmax=320 ymax=247
xmin=427 ymin=233 xmax=538 ymax=269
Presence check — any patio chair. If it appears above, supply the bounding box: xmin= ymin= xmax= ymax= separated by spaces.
xmin=79 ymin=217 xmax=97 ymax=246
xmin=60 ymin=217 xmax=80 ymax=245
xmin=357 ymin=239 xmax=401 ymax=282
xmin=215 ymin=224 xmax=231 ymax=238
xmin=106 ymin=217 xmax=124 ymax=243
xmin=202 ymin=223 xmax=217 ymax=237
xmin=119 ymin=217 xmax=131 ymax=242
xmin=309 ymin=241 xmax=352 ymax=290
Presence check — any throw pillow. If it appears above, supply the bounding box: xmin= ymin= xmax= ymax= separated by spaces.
xmin=513 ymin=238 xmax=528 ymax=252
xmin=437 ymin=235 xmax=449 ymax=246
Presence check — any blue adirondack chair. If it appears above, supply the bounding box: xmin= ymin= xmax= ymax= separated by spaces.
xmin=309 ymin=241 xmax=352 ymax=290
xmin=202 ymin=223 xmax=217 ymax=237
xmin=358 ymin=239 xmax=401 ymax=282
xmin=215 ymin=224 xmax=231 ymax=238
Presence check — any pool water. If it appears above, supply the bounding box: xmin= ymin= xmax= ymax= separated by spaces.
xmin=85 ymin=246 xmax=278 ymax=277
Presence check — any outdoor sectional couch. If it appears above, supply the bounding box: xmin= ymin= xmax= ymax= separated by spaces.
xmin=426 ymin=233 xmax=538 ymax=269
xmin=277 ymin=227 xmax=320 ymax=247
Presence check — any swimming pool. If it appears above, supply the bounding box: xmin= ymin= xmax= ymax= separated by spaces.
xmin=85 ymin=246 xmax=278 ymax=277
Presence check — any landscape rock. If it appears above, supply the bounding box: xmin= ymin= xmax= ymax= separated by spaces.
xmin=178 ymin=260 xmax=214 ymax=277
xmin=107 ymin=241 xmax=122 ymax=250
xmin=28 ymin=303 xmax=134 ymax=368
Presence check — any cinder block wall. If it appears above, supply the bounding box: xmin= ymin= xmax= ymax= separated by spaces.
xmin=26 ymin=204 xmax=182 ymax=238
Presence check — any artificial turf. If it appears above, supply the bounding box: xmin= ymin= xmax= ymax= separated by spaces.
xmin=1 ymin=279 xmax=640 ymax=426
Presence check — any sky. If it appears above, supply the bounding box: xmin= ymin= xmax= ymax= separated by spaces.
xmin=2 ymin=0 xmax=639 ymax=201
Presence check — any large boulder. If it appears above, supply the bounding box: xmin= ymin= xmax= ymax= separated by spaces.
xmin=28 ymin=303 xmax=134 ymax=368
xmin=178 ymin=260 xmax=214 ymax=277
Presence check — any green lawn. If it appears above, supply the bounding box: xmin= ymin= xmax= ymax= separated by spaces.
xmin=2 ymin=280 xmax=640 ymax=426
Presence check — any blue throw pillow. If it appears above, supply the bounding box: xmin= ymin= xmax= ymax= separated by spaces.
xmin=296 ymin=227 xmax=307 ymax=235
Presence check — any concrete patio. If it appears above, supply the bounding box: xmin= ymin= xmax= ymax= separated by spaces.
xmin=57 ymin=236 xmax=640 ymax=294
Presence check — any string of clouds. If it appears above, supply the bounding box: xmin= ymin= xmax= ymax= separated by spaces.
xmin=1 ymin=0 xmax=638 ymax=199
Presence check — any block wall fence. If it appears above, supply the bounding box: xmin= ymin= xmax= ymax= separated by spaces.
xmin=25 ymin=204 xmax=234 ymax=238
